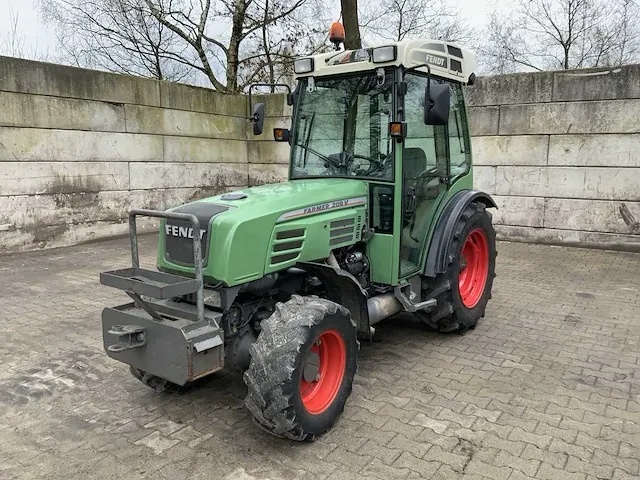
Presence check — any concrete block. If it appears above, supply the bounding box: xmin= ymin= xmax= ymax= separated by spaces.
xmin=129 ymin=162 xmax=247 ymax=189
xmin=0 ymin=187 xmax=237 ymax=231
xmin=468 ymin=107 xmax=499 ymax=136
xmin=465 ymin=71 xmax=554 ymax=106
xmin=491 ymin=195 xmax=545 ymax=227
xmin=163 ymin=136 xmax=247 ymax=163
xmin=0 ymin=161 xmax=129 ymax=196
xmin=124 ymin=105 xmax=245 ymax=140
xmin=552 ymin=65 xmax=640 ymax=102
xmin=0 ymin=191 xmax=128 ymax=229
xmin=248 ymin=164 xmax=288 ymax=186
xmin=473 ymin=166 xmax=496 ymax=194
xmin=548 ymin=134 xmax=640 ymax=167
xmin=0 ymin=55 xmax=160 ymax=105
xmin=493 ymin=166 xmax=640 ymax=200
xmin=473 ymin=135 xmax=549 ymax=166
xmin=159 ymin=81 xmax=246 ymax=115
xmin=544 ymin=198 xmax=640 ymax=235
xmin=0 ymin=91 xmax=125 ymax=132
xmin=0 ymin=218 xmax=158 ymax=253
xmin=246 ymin=141 xmax=290 ymax=164
xmin=128 ymin=186 xmax=236 ymax=210
xmin=495 ymin=225 xmax=640 ymax=252
xmin=499 ymin=100 xmax=640 ymax=135
xmin=0 ymin=127 xmax=162 ymax=162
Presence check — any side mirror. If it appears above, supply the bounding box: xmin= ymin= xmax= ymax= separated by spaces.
xmin=424 ymin=83 xmax=450 ymax=125
xmin=273 ymin=128 xmax=290 ymax=142
xmin=252 ymin=103 xmax=265 ymax=135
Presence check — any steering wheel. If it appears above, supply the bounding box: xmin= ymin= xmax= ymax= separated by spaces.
xmin=353 ymin=153 xmax=387 ymax=176
xmin=413 ymin=166 xmax=439 ymax=183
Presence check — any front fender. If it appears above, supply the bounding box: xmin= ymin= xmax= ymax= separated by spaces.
xmin=298 ymin=261 xmax=370 ymax=335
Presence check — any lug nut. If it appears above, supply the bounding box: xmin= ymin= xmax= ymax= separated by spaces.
xmin=315 ymin=374 xmax=321 ymax=381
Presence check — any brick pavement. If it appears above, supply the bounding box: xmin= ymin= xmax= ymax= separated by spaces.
xmin=0 ymin=237 xmax=639 ymax=479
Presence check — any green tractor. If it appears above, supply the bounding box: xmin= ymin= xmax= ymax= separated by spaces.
xmin=100 ymin=36 xmax=497 ymax=441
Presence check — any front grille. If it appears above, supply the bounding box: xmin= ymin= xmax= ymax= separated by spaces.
xmin=165 ymin=219 xmax=209 ymax=266
xmin=270 ymin=228 xmax=306 ymax=266
xmin=163 ymin=203 xmax=230 ymax=267
xmin=329 ymin=218 xmax=355 ymax=246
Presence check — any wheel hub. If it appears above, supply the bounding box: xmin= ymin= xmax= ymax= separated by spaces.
xmin=299 ymin=330 xmax=347 ymax=415
xmin=302 ymin=351 xmax=320 ymax=382
xmin=458 ymin=229 xmax=489 ymax=308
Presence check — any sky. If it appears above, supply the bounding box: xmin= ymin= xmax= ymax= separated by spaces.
xmin=0 ymin=0 xmax=500 ymax=61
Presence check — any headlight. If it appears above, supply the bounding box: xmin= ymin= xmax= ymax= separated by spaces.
xmin=372 ymin=46 xmax=397 ymax=63
xmin=294 ymin=58 xmax=314 ymax=74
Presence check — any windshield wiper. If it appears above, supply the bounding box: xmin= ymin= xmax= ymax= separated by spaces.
xmin=301 ymin=112 xmax=315 ymax=168
xmin=295 ymin=143 xmax=340 ymax=169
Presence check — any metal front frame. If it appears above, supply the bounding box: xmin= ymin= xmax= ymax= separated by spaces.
xmin=128 ymin=209 xmax=205 ymax=322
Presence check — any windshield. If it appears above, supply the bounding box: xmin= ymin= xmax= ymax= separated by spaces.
xmin=290 ymin=71 xmax=394 ymax=181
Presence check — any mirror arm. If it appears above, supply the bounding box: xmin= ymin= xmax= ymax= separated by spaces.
xmin=247 ymin=83 xmax=294 ymax=121
xmin=403 ymin=62 xmax=434 ymax=111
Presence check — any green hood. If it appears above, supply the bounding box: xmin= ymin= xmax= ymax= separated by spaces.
xmin=198 ymin=178 xmax=368 ymax=217
xmin=158 ymin=178 xmax=369 ymax=286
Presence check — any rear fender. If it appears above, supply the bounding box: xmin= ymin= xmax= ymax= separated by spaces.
xmin=423 ymin=190 xmax=497 ymax=278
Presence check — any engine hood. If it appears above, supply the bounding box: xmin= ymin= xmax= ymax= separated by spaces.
xmin=157 ymin=178 xmax=369 ymax=286
xmin=197 ymin=178 xmax=368 ymax=220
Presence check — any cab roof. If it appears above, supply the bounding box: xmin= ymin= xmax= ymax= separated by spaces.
xmin=294 ymin=38 xmax=478 ymax=85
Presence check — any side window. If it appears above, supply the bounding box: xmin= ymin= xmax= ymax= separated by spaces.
xmin=448 ymin=84 xmax=471 ymax=180
xmin=404 ymin=74 xmax=437 ymax=176
xmin=399 ymin=73 xmax=448 ymax=277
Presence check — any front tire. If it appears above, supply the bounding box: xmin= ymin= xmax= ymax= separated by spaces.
xmin=423 ymin=201 xmax=496 ymax=332
xmin=244 ymin=295 xmax=358 ymax=441
xmin=129 ymin=366 xmax=185 ymax=393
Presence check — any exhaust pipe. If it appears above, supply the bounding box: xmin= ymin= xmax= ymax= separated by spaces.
xmin=367 ymin=293 xmax=403 ymax=325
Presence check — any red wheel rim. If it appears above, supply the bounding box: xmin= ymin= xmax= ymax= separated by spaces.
xmin=458 ymin=229 xmax=489 ymax=308
xmin=300 ymin=329 xmax=346 ymax=415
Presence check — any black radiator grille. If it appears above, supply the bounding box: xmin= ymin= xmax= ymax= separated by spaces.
xmin=164 ymin=203 xmax=230 ymax=267
xmin=165 ymin=220 xmax=209 ymax=266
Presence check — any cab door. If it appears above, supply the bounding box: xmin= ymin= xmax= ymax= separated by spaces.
xmin=398 ymin=73 xmax=470 ymax=278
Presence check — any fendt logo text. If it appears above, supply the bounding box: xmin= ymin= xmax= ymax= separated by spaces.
xmin=165 ymin=225 xmax=207 ymax=239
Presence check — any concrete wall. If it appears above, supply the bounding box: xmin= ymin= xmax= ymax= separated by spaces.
xmin=467 ymin=65 xmax=640 ymax=251
xmin=0 ymin=56 xmax=258 ymax=253
xmin=1 ymin=56 xmax=638 ymax=253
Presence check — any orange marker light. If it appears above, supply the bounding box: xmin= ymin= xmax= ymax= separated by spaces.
xmin=273 ymin=128 xmax=290 ymax=142
xmin=329 ymin=22 xmax=345 ymax=49
xmin=389 ymin=122 xmax=407 ymax=138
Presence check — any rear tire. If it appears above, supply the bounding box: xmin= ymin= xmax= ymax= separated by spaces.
xmin=421 ymin=201 xmax=496 ymax=332
xmin=244 ymin=295 xmax=358 ymax=441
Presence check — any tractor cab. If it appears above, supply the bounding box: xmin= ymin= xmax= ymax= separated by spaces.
xmin=251 ymin=38 xmax=478 ymax=285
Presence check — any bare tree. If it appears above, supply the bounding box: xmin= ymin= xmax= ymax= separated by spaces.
xmin=341 ymin=0 xmax=363 ymax=49
xmin=38 ymin=0 xmax=194 ymax=81
xmin=357 ymin=0 xmax=477 ymax=50
xmin=142 ymin=0 xmax=309 ymax=92
xmin=1 ymin=1 xmax=51 ymax=60
xmin=38 ymin=0 xmax=314 ymax=91
xmin=480 ymin=0 xmax=640 ymax=73
xmin=239 ymin=10 xmax=328 ymax=89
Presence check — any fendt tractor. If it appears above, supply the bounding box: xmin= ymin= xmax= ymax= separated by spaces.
xmin=100 ymin=25 xmax=497 ymax=441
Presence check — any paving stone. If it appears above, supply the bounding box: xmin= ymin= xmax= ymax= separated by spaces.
xmin=0 ymin=238 xmax=638 ymax=479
